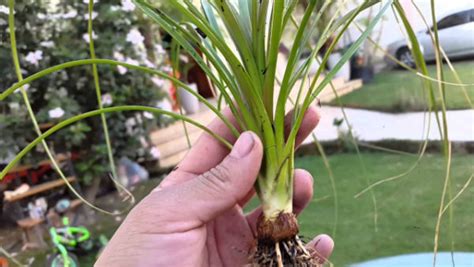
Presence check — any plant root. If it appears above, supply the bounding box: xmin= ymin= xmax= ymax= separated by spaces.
xmin=252 ymin=235 xmax=320 ymax=267
xmin=252 ymin=213 xmax=321 ymax=266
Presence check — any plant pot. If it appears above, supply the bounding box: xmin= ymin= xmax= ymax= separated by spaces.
xmin=296 ymin=55 xmax=322 ymax=76
xmin=327 ymin=52 xmax=351 ymax=81
xmin=178 ymin=83 xmax=200 ymax=114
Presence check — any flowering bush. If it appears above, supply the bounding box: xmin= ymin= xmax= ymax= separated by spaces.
xmin=0 ymin=0 xmax=169 ymax=184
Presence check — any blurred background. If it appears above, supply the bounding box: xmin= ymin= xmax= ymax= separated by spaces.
xmin=0 ymin=0 xmax=472 ymax=266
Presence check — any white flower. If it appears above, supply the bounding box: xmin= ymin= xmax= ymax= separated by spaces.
xmin=9 ymin=102 xmax=20 ymax=110
xmin=110 ymin=5 xmax=120 ymax=12
xmin=151 ymin=77 xmax=164 ymax=87
xmin=46 ymin=0 xmax=59 ymax=13
xmin=102 ymin=93 xmax=113 ymax=106
xmin=150 ymin=147 xmax=161 ymax=159
xmin=121 ymin=0 xmax=135 ymax=11
xmin=126 ymin=28 xmax=144 ymax=45
xmin=144 ymin=59 xmax=154 ymax=68
xmin=125 ymin=118 xmax=136 ymax=135
xmin=82 ymin=32 xmax=97 ymax=43
xmin=135 ymin=114 xmax=143 ymax=124
xmin=125 ymin=117 xmax=136 ymax=127
xmin=14 ymin=84 xmax=30 ymax=94
xmin=155 ymin=44 xmax=166 ymax=55
xmin=143 ymin=111 xmax=153 ymax=119
xmin=62 ymin=9 xmax=78 ymax=19
xmin=25 ymin=50 xmax=43 ymax=66
xmin=113 ymin=51 xmax=125 ymax=61
xmin=0 ymin=5 xmax=10 ymax=15
xmin=161 ymin=65 xmax=172 ymax=73
xmin=37 ymin=13 xmax=46 ymax=20
xmin=125 ymin=57 xmax=139 ymax=66
xmin=40 ymin=41 xmax=55 ymax=48
xmin=84 ymin=11 xmax=98 ymax=20
xmin=117 ymin=65 xmax=128 ymax=75
xmin=48 ymin=107 xmax=65 ymax=119
xmin=82 ymin=0 xmax=98 ymax=4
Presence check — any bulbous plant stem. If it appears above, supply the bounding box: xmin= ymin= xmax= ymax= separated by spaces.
xmin=253 ymin=213 xmax=319 ymax=267
xmin=253 ymin=157 xmax=319 ymax=266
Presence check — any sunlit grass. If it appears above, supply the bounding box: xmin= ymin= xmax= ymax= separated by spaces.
xmin=248 ymin=152 xmax=474 ymax=266
xmin=333 ymin=61 xmax=474 ymax=112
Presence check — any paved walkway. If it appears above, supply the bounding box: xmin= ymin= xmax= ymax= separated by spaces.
xmin=305 ymin=106 xmax=474 ymax=143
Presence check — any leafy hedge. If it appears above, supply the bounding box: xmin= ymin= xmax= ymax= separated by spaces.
xmin=0 ymin=0 xmax=170 ymax=183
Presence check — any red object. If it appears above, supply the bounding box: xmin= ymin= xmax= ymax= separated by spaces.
xmin=0 ymin=257 xmax=8 ymax=267
xmin=1 ymin=153 xmax=79 ymax=186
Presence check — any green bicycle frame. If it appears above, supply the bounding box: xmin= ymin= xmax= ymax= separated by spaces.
xmin=49 ymin=217 xmax=91 ymax=266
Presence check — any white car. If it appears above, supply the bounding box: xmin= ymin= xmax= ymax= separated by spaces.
xmin=386 ymin=7 xmax=474 ymax=67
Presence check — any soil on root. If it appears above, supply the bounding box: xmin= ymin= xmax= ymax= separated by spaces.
xmin=252 ymin=236 xmax=320 ymax=267
xmin=252 ymin=213 xmax=321 ymax=266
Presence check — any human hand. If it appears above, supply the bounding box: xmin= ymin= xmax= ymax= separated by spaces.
xmin=96 ymin=107 xmax=334 ymax=266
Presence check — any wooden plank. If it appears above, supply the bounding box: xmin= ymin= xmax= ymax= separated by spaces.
xmin=155 ymin=130 xmax=201 ymax=158
xmin=159 ymin=150 xmax=188 ymax=169
xmin=150 ymin=108 xmax=215 ymax=145
xmin=8 ymin=153 xmax=70 ymax=174
xmin=5 ymin=176 xmax=76 ymax=202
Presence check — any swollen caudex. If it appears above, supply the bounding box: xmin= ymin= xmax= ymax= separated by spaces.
xmin=256 ymin=213 xmax=299 ymax=243
xmin=253 ymin=213 xmax=320 ymax=267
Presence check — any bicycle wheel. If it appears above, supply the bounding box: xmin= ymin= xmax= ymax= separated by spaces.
xmin=46 ymin=253 xmax=79 ymax=267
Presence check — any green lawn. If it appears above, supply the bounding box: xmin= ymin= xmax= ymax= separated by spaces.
xmin=332 ymin=61 xmax=474 ymax=112
xmin=292 ymin=153 xmax=474 ymax=266
xmin=26 ymin=153 xmax=472 ymax=266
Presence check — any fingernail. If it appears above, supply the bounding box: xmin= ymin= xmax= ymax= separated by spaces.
xmin=230 ymin=132 xmax=255 ymax=158
xmin=311 ymin=234 xmax=333 ymax=264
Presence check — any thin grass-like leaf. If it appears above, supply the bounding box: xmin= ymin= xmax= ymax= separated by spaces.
xmin=87 ymin=0 xmax=119 ymax=183
xmin=1 ymin=59 xmax=238 ymax=137
xmin=0 ymin=105 xmax=231 ymax=179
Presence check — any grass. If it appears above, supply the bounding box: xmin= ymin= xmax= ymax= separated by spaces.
xmin=298 ymin=152 xmax=473 ymax=266
xmin=17 ymin=152 xmax=472 ymax=266
xmin=331 ymin=61 xmax=474 ymax=112
xmin=246 ymin=152 xmax=473 ymax=266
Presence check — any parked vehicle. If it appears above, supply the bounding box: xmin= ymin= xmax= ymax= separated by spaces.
xmin=386 ymin=7 xmax=474 ymax=67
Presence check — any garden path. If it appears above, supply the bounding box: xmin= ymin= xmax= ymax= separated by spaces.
xmin=309 ymin=106 xmax=474 ymax=142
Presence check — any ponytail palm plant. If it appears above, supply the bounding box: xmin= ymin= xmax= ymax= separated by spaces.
xmin=130 ymin=0 xmax=393 ymax=265
xmin=1 ymin=0 xmax=449 ymax=266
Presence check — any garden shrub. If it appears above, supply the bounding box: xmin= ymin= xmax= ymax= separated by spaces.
xmin=0 ymin=0 xmax=169 ymax=184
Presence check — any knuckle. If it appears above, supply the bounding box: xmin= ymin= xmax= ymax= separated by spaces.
xmin=198 ymin=164 xmax=232 ymax=193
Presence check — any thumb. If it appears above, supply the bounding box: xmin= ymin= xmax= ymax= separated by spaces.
xmin=181 ymin=131 xmax=263 ymax=223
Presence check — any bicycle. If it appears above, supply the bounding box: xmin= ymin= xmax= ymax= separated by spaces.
xmin=46 ymin=200 xmax=92 ymax=267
